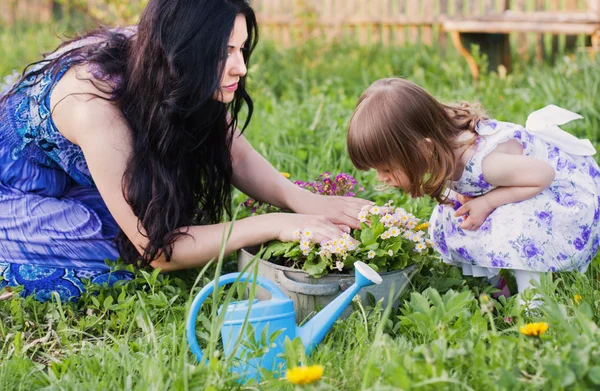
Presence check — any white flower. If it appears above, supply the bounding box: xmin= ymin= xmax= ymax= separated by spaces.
xmin=389 ymin=227 xmax=401 ymax=237
xmin=415 ymin=243 xmax=426 ymax=252
xmin=387 ymin=250 xmax=393 ymax=256
xmin=335 ymin=261 xmax=344 ymax=271
xmin=369 ymin=206 xmax=381 ymax=215
xmin=367 ymin=250 xmax=376 ymax=259
xmin=293 ymin=229 xmax=302 ymax=240
xmin=358 ymin=211 xmax=368 ymax=222
xmin=302 ymin=229 xmax=314 ymax=239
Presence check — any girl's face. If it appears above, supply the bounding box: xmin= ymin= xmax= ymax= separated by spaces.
xmin=376 ymin=167 xmax=410 ymax=191
xmin=215 ymin=14 xmax=248 ymax=104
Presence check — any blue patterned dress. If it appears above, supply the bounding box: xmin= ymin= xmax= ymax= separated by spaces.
xmin=0 ymin=37 xmax=132 ymax=301
xmin=429 ymin=116 xmax=600 ymax=277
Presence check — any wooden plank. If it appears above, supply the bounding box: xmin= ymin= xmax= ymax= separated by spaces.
xmin=422 ymin=0 xmax=434 ymax=45
xmin=443 ymin=19 xmax=600 ymax=34
xmin=406 ymin=0 xmax=420 ymax=44
xmin=394 ymin=0 xmax=407 ymax=46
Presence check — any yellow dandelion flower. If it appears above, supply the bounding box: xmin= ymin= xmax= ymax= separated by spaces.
xmin=286 ymin=365 xmax=324 ymax=385
xmin=415 ymin=222 xmax=429 ymax=231
xmin=574 ymin=294 xmax=583 ymax=304
xmin=280 ymin=172 xmax=291 ymax=178
xmin=520 ymin=322 xmax=549 ymax=337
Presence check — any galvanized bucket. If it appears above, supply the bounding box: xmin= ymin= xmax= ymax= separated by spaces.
xmin=237 ymin=247 xmax=418 ymax=322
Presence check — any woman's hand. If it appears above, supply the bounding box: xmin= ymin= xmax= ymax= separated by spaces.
xmin=455 ymin=196 xmax=494 ymax=230
xmin=269 ymin=213 xmax=349 ymax=243
xmin=289 ymin=193 xmax=373 ymax=231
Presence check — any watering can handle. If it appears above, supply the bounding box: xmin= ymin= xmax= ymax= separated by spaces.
xmin=185 ymin=272 xmax=288 ymax=363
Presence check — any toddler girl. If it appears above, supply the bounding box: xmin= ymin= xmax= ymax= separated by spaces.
xmin=347 ymin=77 xmax=599 ymax=301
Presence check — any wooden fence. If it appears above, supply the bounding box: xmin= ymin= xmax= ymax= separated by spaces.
xmin=253 ymin=0 xmax=594 ymax=47
xmin=0 ymin=0 xmax=595 ymax=49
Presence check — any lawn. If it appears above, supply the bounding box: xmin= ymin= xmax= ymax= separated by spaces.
xmin=1 ymin=21 xmax=600 ymax=390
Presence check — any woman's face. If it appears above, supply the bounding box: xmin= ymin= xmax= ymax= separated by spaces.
xmin=215 ymin=14 xmax=248 ymax=104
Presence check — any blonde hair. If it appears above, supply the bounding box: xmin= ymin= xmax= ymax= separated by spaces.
xmin=347 ymin=78 xmax=487 ymax=203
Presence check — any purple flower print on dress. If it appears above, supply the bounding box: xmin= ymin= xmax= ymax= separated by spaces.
xmin=479 ymin=218 xmax=492 ymax=233
xmin=581 ymin=226 xmax=591 ymax=242
xmin=478 ymin=174 xmax=491 ymax=189
xmin=457 ymin=247 xmax=474 ymax=263
xmin=595 ymin=199 xmax=600 ymax=221
xmin=488 ymin=120 xmax=498 ymax=130
xmin=445 ymin=222 xmax=458 ymax=238
xmin=488 ymin=252 xmax=509 ymax=268
xmin=557 ymin=253 xmax=568 ymax=261
xmin=520 ymin=239 xmax=541 ymax=259
xmin=548 ymin=146 xmax=560 ymax=159
xmin=556 ymin=158 xmax=569 ymax=172
xmin=554 ymin=192 xmax=578 ymax=208
xmin=589 ymin=164 xmax=600 ymax=179
xmin=513 ymin=130 xmax=522 ymax=139
xmin=434 ymin=226 xmax=448 ymax=255
xmin=535 ymin=210 xmax=552 ymax=226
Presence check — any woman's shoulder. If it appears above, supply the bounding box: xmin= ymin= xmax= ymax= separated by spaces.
xmin=50 ymin=64 xmax=129 ymax=146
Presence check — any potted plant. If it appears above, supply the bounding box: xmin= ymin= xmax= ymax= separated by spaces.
xmin=237 ymin=172 xmax=435 ymax=321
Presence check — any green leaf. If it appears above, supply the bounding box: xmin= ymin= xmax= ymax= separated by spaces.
xmin=589 ymin=366 xmax=600 ymax=385
xmin=303 ymin=255 xmax=329 ymax=278
xmin=360 ymin=228 xmax=377 ymax=246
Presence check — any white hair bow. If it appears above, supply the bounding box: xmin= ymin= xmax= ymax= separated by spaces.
xmin=525 ymin=105 xmax=596 ymax=156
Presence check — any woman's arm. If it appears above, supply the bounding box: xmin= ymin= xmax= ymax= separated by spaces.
xmin=51 ymin=69 xmax=345 ymax=271
xmin=230 ymin=130 xmax=372 ymax=229
xmin=455 ymin=147 xmax=555 ymax=230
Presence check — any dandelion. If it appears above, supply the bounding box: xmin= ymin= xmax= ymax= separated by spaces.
xmin=415 ymin=222 xmax=429 ymax=231
xmin=286 ymin=365 xmax=324 ymax=385
xmin=520 ymin=322 xmax=549 ymax=337
xmin=280 ymin=172 xmax=291 ymax=178
xmin=367 ymin=250 xmax=376 ymax=259
xmin=574 ymin=294 xmax=582 ymax=304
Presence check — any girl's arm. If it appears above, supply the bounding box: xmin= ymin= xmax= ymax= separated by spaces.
xmin=455 ymin=147 xmax=555 ymax=230
xmin=230 ymin=130 xmax=372 ymax=229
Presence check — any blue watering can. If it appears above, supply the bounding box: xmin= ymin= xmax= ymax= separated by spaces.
xmin=186 ymin=261 xmax=382 ymax=382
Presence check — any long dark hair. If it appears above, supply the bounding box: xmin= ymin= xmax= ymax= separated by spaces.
xmin=1 ymin=0 xmax=259 ymax=266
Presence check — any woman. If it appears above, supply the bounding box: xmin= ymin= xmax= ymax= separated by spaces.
xmin=0 ymin=0 xmax=369 ymax=301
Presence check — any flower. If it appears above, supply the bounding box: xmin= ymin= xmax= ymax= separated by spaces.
xmin=285 ymin=365 xmax=324 ymax=385
xmin=574 ymin=294 xmax=583 ymax=304
xmin=520 ymin=322 xmax=549 ymax=337
xmin=415 ymin=222 xmax=429 ymax=231
xmin=367 ymin=250 xmax=376 ymax=259
xmin=280 ymin=172 xmax=291 ymax=178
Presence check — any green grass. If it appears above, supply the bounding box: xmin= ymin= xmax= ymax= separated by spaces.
xmin=2 ymin=22 xmax=600 ymax=390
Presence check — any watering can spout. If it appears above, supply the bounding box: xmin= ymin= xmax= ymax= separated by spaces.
xmin=296 ymin=261 xmax=382 ymax=354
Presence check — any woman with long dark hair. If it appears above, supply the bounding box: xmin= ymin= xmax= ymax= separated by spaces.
xmin=0 ymin=0 xmax=369 ymax=301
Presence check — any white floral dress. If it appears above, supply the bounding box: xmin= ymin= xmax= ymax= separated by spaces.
xmin=429 ymin=107 xmax=600 ymax=276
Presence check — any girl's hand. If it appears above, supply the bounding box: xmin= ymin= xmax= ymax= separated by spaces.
xmin=290 ymin=193 xmax=373 ymax=231
xmin=456 ymin=193 xmax=474 ymax=205
xmin=455 ymin=197 xmax=494 ymax=230
xmin=270 ymin=213 xmax=349 ymax=243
